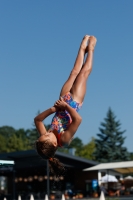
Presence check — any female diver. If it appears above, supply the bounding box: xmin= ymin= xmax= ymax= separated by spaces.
xmin=34 ymin=35 xmax=97 ymax=175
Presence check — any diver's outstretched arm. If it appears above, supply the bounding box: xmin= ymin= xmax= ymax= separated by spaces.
xmin=34 ymin=106 xmax=57 ymax=136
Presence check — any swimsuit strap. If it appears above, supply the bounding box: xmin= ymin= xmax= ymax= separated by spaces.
xmin=56 ymin=132 xmax=63 ymax=147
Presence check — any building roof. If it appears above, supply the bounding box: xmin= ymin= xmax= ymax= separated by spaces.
xmin=0 ymin=149 xmax=98 ymax=171
xmin=83 ymin=161 xmax=133 ymax=174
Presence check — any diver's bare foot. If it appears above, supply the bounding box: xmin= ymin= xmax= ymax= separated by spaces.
xmin=80 ymin=35 xmax=90 ymax=50
xmin=87 ymin=36 xmax=97 ymax=51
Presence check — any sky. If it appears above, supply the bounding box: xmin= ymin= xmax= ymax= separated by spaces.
xmin=0 ymin=1 xmax=133 ymax=152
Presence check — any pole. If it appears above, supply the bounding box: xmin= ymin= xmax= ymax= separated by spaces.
xmin=107 ymin=169 xmax=109 ymax=191
xmin=47 ymin=160 xmax=50 ymax=197
xmin=12 ymin=166 xmax=16 ymax=200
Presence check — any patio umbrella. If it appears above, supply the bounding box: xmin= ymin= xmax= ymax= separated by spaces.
xmin=100 ymin=174 xmax=118 ymax=183
xmin=124 ymin=176 xmax=133 ymax=188
xmin=124 ymin=176 xmax=133 ymax=180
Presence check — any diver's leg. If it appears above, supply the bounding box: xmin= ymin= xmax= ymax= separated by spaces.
xmin=70 ymin=36 xmax=97 ymax=102
xmin=60 ymin=35 xmax=90 ymax=97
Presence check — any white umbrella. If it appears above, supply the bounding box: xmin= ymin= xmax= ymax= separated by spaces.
xmin=100 ymin=174 xmax=118 ymax=183
xmin=124 ymin=176 xmax=133 ymax=180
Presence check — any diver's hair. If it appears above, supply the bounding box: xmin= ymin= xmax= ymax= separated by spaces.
xmin=35 ymin=139 xmax=57 ymax=158
xmin=35 ymin=140 xmax=65 ymax=176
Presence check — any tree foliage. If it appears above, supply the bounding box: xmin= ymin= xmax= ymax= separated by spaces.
xmin=69 ymin=137 xmax=84 ymax=155
xmin=93 ymin=108 xmax=130 ymax=162
xmin=0 ymin=126 xmax=31 ymax=152
xmin=130 ymin=153 xmax=133 ymax=160
xmin=0 ymin=108 xmax=131 ymax=161
xmin=57 ymin=137 xmax=84 ymax=154
xmin=77 ymin=137 xmax=95 ymax=160
xmin=0 ymin=122 xmax=51 ymax=153
xmin=57 ymin=137 xmax=96 ymax=160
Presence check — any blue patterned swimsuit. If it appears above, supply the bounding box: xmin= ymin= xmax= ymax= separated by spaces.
xmin=49 ymin=92 xmax=82 ymax=147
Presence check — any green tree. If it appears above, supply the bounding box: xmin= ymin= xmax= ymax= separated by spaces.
xmin=28 ymin=124 xmax=38 ymax=145
xmin=69 ymin=137 xmax=84 ymax=155
xmin=93 ymin=108 xmax=130 ymax=162
xmin=0 ymin=134 xmax=7 ymax=152
xmin=57 ymin=137 xmax=96 ymax=160
xmin=78 ymin=137 xmax=95 ymax=160
xmin=0 ymin=126 xmax=31 ymax=152
xmin=130 ymin=152 xmax=133 ymax=160
xmin=57 ymin=137 xmax=83 ymax=155
xmin=6 ymin=133 xmax=30 ymax=152
xmin=0 ymin=126 xmax=16 ymax=138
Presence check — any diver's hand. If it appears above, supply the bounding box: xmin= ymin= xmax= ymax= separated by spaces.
xmin=54 ymin=97 xmax=67 ymax=110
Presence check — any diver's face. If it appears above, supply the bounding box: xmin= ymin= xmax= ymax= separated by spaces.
xmin=39 ymin=131 xmax=57 ymax=147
